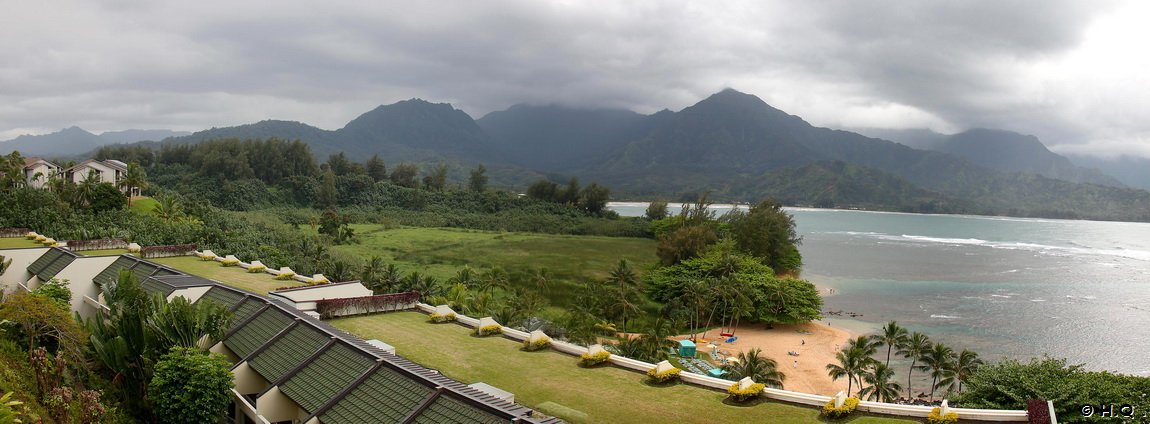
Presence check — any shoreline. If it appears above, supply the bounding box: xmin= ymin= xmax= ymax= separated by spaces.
xmin=678 ymin=319 xmax=855 ymax=396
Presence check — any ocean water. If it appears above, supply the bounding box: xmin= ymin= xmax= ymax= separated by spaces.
xmin=609 ymin=202 xmax=1150 ymax=376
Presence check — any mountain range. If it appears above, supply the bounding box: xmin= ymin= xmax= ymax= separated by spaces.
xmin=4 ymin=89 xmax=1149 ymax=221
xmin=0 ymin=127 xmax=189 ymax=156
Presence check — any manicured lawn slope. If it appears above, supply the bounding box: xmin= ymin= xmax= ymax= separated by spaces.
xmin=332 ymin=226 xmax=658 ymax=308
xmin=332 ymin=312 xmax=915 ymax=424
xmin=0 ymin=238 xmax=40 ymax=249
xmin=152 ymin=256 xmax=301 ymax=294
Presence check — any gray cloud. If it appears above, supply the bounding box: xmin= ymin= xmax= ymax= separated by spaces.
xmin=1 ymin=0 xmax=1146 ymax=157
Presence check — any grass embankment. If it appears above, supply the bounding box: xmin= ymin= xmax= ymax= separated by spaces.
xmin=151 ymin=256 xmax=301 ymax=295
xmin=331 ymin=225 xmax=659 ymax=308
xmin=77 ymin=249 xmax=131 ymax=256
xmin=332 ymin=312 xmax=915 ymax=424
xmin=0 ymin=238 xmax=41 ymax=249
xmin=129 ymin=196 xmax=158 ymax=215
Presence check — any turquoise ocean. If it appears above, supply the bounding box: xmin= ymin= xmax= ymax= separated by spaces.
xmin=608 ymin=202 xmax=1150 ymax=376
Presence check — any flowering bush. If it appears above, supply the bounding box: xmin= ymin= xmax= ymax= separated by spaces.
xmin=646 ymin=366 xmax=681 ymax=384
xmin=220 ymin=258 xmax=240 ymax=267
xmin=821 ymin=397 xmax=859 ymax=419
xmin=476 ymin=324 xmax=503 ymax=336
xmin=274 ymin=271 xmax=296 ymax=280
xmin=727 ymin=382 xmax=766 ymax=402
xmin=246 ymin=264 xmax=266 ymax=273
xmin=523 ymin=337 xmax=551 ymax=352
xmin=927 ymin=407 xmax=958 ymax=424
xmin=34 ymin=234 xmax=47 ymax=242
xmin=199 ymin=254 xmax=216 ymax=261
xmin=25 ymin=232 xmax=38 ymax=239
xmin=429 ymin=313 xmax=456 ymax=323
xmin=579 ymin=351 xmax=611 ymax=367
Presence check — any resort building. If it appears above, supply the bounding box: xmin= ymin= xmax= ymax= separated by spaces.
xmin=62 ymin=159 xmax=133 ymax=192
xmin=0 ymin=246 xmax=558 ymax=424
xmin=22 ymin=157 xmax=60 ymax=189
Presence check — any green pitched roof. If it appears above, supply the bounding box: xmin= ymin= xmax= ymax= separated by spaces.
xmin=200 ymin=286 xmax=245 ymax=310
xmin=140 ymin=278 xmax=175 ymax=297
xmin=279 ymin=342 xmax=375 ymax=413
xmin=248 ymin=324 xmax=329 ymax=384
xmin=231 ymin=298 xmax=265 ymax=324
xmin=413 ymin=396 xmax=508 ymax=424
xmin=130 ymin=262 xmax=161 ymax=283
xmin=225 ymin=308 xmax=295 ymax=359
xmin=26 ymin=248 xmax=77 ymax=281
xmin=319 ymin=367 xmax=434 ymax=424
xmin=94 ymin=256 xmax=140 ymax=286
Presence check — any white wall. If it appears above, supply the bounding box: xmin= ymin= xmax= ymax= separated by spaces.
xmin=50 ymin=256 xmax=120 ymax=319
xmin=0 ymin=247 xmax=49 ymax=294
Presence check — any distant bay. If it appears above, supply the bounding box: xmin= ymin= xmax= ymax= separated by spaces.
xmin=609 ymin=202 xmax=1150 ymax=376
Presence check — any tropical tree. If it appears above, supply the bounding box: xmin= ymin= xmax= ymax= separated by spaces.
xmin=859 ymin=363 xmax=903 ymax=403
xmin=360 ymin=256 xmax=386 ymax=293
xmin=148 ymin=347 xmax=234 ymax=424
xmin=118 ymin=161 xmax=148 ymax=203
xmin=721 ymin=347 xmax=786 ymax=389
xmin=478 ymin=267 xmax=510 ymax=296
xmin=606 ymin=285 xmax=641 ymax=335
xmin=921 ymin=342 xmax=956 ymax=400
xmin=872 ymin=321 xmax=909 ymax=367
xmin=74 ymin=171 xmax=102 ymax=208
xmin=380 ymin=264 xmax=403 ymax=292
xmin=448 ymin=266 xmax=480 ymax=290
xmin=147 ymin=296 xmax=232 ymax=353
xmin=949 ymin=349 xmax=984 ymax=394
xmin=897 ymin=331 xmax=931 ymax=399
xmin=468 ymin=164 xmax=488 ymax=192
xmin=826 ymin=345 xmax=875 ymax=397
xmin=530 ymin=267 xmax=551 ymax=292
xmin=152 ymin=195 xmax=185 ymax=221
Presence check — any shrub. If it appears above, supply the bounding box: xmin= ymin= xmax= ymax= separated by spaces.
xmin=246 ymin=264 xmax=267 ymax=273
xmin=727 ymin=382 xmax=766 ymax=402
xmin=25 ymin=232 xmax=38 ymax=239
xmin=0 ymin=391 xmax=25 ymax=423
xmin=821 ymin=397 xmax=859 ymax=419
xmin=274 ymin=271 xmax=296 ymax=280
xmin=579 ymin=351 xmax=611 ymax=367
xmin=198 ymin=253 xmax=215 ymax=261
xmin=429 ymin=313 xmax=456 ymax=323
xmin=523 ymin=337 xmax=551 ymax=352
xmin=220 ymin=258 xmax=240 ymax=267
xmin=646 ymin=366 xmax=681 ymax=384
xmin=34 ymin=234 xmax=47 ymax=242
xmin=476 ymin=324 xmax=502 ymax=337
xmin=927 ymin=407 xmax=958 ymax=424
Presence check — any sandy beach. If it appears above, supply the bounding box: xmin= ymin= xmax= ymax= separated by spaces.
xmin=685 ymin=320 xmax=854 ymax=396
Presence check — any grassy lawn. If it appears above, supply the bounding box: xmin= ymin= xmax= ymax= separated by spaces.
xmin=332 ymin=312 xmax=916 ymax=424
xmin=151 ymin=256 xmax=301 ymax=295
xmin=0 ymin=238 xmax=41 ymax=249
xmin=129 ymin=196 xmax=158 ymax=215
xmin=331 ymin=225 xmax=659 ymax=309
xmin=78 ymin=249 xmax=131 ymax=256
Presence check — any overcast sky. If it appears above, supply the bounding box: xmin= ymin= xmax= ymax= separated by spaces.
xmin=2 ymin=0 xmax=1148 ymax=157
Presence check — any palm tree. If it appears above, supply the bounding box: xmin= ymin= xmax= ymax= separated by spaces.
xmin=607 ymin=285 xmax=642 ymax=334
xmin=606 ymin=259 xmax=639 ymax=292
xmin=921 ymin=342 xmax=956 ymax=401
xmin=872 ymin=321 xmax=909 ymax=367
xmin=447 ymin=266 xmax=480 ymax=289
xmin=826 ymin=346 xmax=873 ymax=397
xmin=479 ymin=267 xmax=510 ymax=296
xmin=75 ymin=171 xmax=101 ymax=207
xmin=722 ymin=347 xmax=786 ymax=389
xmin=897 ymin=331 xmax=931 ymax=399
xmin=360 ymin=256 xmax=386 ymax=293
xmin=152 ymin=195 xmax=185 ymax=221
xmin=949 ymin=349 xmax=983 ymax=394
xmin=118 ymin=161 xmax=148 ymax=203
xmin=381 ymin=264 xmax=403 ymax=292
xmin=530 ymin=267 xmax=551 ymax=292
xmin=858 ymin=363 xmax=903 ymax=403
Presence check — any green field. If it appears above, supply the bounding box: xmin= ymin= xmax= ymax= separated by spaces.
xmin=331 ymin=225 xmax=659 ymax=308
xmin=151 ymin=256 xmax=302 ymax=295
xmin=77 ymin=249 xmax=132 ymax=256
xmin=0 ymin=237 xmax=41 ymax=249
xmin=332 ymin=312 xmax=915 ymax=424
xmin=129 ymin=196 xmax=158 ymax=215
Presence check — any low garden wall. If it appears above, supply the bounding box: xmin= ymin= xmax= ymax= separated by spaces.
xmin=65 ymin=238 xmax=128 ymax=251
xmin=314 ymin=292 xmax=420 ymax=319
xmin=411 ymin=303 xmax=1029 ymax=422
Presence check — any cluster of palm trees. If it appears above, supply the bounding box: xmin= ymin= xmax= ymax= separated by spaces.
xmin=826 ymin=321 xmax=983 ymax=403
